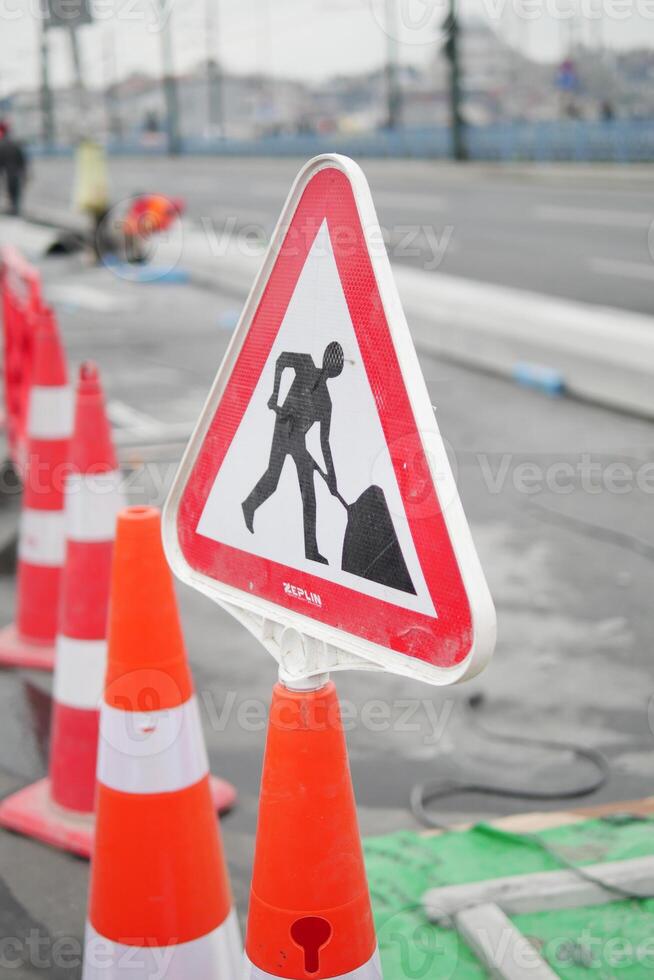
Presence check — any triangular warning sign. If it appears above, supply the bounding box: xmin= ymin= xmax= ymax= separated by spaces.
xmin=165 ymin=156 xmax=495 ymax=685
xmin=198 ymin=219 xmax=434 ymax=617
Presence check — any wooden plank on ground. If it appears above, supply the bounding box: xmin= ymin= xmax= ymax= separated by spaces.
xmin=424 ymin=798 xmax=654 ymax=840
xmin=456 ymin=903 xmax=558 ymax=980
xmin=574 ymin=796 xmax=654 ymax=819
xmin=424 ymin=856 xmax=654 ymax=920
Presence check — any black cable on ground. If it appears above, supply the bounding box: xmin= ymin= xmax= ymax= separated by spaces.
xmin=527 ymin=499 xmax=654 ymax=563
xmin=410 ymin=694 xmax=611 ymax=830
xmin=410 ymin=696 xmax=654 ymax=903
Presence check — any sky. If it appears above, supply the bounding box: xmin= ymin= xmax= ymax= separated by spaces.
xmin=1 ymin=0 xmax=652 ymax=95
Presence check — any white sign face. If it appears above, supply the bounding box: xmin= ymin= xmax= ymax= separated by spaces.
xmin=164 ymin=154 xmax=496 ymax=687
xmin=197 ymin=220 xmax=435 ymax=620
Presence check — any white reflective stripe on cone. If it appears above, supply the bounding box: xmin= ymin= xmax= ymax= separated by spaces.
xmin=243 ymin=950 xmax=384 ymax=980
xmin=83 ymin=909 xmax=242 ymax=980
xmin=65 ymin=472 xmax=126 ymax=542
xmin=53 ymin=636 xmax=107 ymax=710
xmin=28 ymin=386 xmax=74 ymax=439
xmin=98 ymin=695 xmax=210 ymax=795
xmin=18 ymin=509 xmax=66 ymax=566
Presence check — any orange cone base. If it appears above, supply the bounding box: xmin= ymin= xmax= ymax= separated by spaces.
xmin=0 ymin=779 xmax=94 ymax=857
xmin=0 ymin=624 xmax=56 ymax=671
xmin=0 ymin=775 xmax=235 ymax=860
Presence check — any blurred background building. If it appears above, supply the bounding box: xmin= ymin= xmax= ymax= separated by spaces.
xmin=1 ymin=2 xmax=654 ymax=159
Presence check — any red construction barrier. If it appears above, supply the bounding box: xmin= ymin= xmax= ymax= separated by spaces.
xmin=0 ymin=364 xmax=124 ymax=854
xmin=0 ymin=246 xmax=45 ymax=470
xmin=0 ymin=318 xmax=73 ymax=670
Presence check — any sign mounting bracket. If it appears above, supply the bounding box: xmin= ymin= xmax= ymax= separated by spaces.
xmin=217 ymin=601 xmax=379 ymax=681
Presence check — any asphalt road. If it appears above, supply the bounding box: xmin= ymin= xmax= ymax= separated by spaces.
xmin=24 ymin=155 xmax=654 ymax=316
xmin=0 ymin=218 xmax=653 ymax=975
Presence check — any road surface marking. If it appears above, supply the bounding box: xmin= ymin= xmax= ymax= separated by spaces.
xmin=535 ymin=205 xmax=650 ymax=228
xmin=208 ymin=206 xmax=272 ymax=226
xmin=108 ymin=401 xmax=166 ymax=434
xmin=108 ymin=401 xmax=195 ymax=445
xmin=373 ymin=189 xmax=448 ymax=211
xmin=588 ymin=258 xmax=654 ymax=281
xmin=48 ymin=284 xmax=135 ymax=313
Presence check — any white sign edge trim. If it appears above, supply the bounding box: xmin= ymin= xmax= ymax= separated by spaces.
xmin=162 ymin=153 xmax=496 ymax=687
xmin=345 ymin=155 xmax=497 ymax=680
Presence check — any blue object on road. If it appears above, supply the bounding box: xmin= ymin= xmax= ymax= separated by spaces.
xmin=147 ymin=266 xmax=191 ymax=284
xmin=218 ymin=309 xmax=241 ymax=331
xmin=512 ymin=363 xmax=565 ymax=397
xmin=103 ymin=255 xmax=191 ymax=285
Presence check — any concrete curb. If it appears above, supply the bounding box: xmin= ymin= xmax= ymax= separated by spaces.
xmin=18 ymin=211 xmax=654 ymax=420
xmin=0 ymin=215 xmax=64 ymax=258
xmin=156 ymin=228 xmax=654 ymax=421
xmin=395 ymin=264 xmax=654 ymax=420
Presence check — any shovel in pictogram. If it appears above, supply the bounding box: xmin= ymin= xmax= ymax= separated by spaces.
xmin=314 ymin=462 xmax=416 ymax=595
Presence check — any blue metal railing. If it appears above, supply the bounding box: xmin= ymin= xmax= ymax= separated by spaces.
xmin=30 ymin=119 xmax=654 ymax=163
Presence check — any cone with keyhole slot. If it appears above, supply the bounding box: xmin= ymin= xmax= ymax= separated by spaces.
xmin=244 ymin=679 xmax=383 ymax=979
xmin=0 ymin=310 xmax=72 ymax=670
xmin=0 ymin=363 xmax=125 ymax=855
xmin=82 ymin=506 xmax=240 ymax=978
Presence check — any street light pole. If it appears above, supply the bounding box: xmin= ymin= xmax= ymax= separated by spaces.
xmin=256 ymin=0 xmax=274 ymax=131
xmin=590 ymin=2 xmax=603 ymax=52
xmin=443 ymin=0 xmax=466 ymax=160
xmin=205 ymin=0 xmax=224 ymax=136
xmin=385 ymin=0 xmax=401 ymax=129
xmin=68 ymin=25 xmax=89 ymax=133
xmin=159 ymin=0 xmax=181 ymax=154
xmin=103 ymin=26 xmax=123 ymax=143
xmin=38 ymin=17 xmax=55 ymax=147
xmin=561 ymin=2 xmax=578 ymax=56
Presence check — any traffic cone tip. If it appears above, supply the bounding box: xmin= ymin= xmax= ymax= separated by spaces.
xmin=106 ymin=506 xmax=192 ymax=708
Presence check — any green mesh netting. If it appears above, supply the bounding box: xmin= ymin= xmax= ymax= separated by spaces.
xmin=364 ymin=818 xmax=654 ymax=979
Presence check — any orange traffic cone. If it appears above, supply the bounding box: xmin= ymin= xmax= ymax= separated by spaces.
xmin=244 ymin=678 xmax=383 ymax=979
xmin=0 ymin=363 xmax=125 ymax=855
xmin=0 ymin=310 xmax=72 ymax=670
xmin=83 ymin=506 xmax=240 ymax=978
